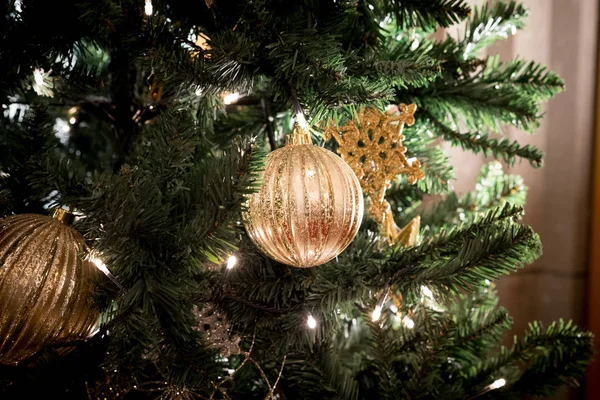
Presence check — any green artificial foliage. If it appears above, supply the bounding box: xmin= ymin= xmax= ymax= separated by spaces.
xmin=0 ymin=0 xmax=593 ymax=399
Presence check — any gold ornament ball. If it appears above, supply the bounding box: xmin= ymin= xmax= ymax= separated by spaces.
xmin=243 ymin=124 xmax=364 ymax=268
xmin=0 ymin=210 xmax=101 ymax=365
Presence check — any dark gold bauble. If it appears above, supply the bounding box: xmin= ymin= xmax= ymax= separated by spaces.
xmin=0 ymin=209 xmax=101 ymax=365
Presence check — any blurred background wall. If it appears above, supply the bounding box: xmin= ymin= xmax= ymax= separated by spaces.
xmin=448 ymin=1 xmax=599 ymax=398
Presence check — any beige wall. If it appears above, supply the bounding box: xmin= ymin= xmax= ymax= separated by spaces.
xmin=448 ymin=1 xmax=598 ymax=397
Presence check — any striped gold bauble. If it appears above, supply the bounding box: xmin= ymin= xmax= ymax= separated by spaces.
xmin=0 ymin=209 xmax=101 ymax=365
xmin=243 ymin=123 xmax=364 ymax=268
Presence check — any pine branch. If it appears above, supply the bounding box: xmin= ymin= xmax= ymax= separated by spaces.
xmin=507 ymin=321 xmax=594 ymax=397
xmin=354 ymin=52 xmax=442 ymax=90
xmin=463 ymin=162 xmax=527 ymax=211
xmin=386 ymin=204 xmax=539 ymax=296
xmin=0 ymin=103 xmax=61 ymax=215
xmin=484 ymin=57 xmax=565 ymax=100
xmin=465 ymin=320 xmax=594 ymax=398
xmin=462 ymin=1 xmax=528 ymax=58
xmin=420 ymin=162 xmax=527 ymax=235
xmin=387 ymin=0 xmax=471 ymax=29
xmin=282 ymin=353 xmax=347 ymax=400
xmin=412 ymin=77 xmax=540 ymax=133
xmin=403 ymin=125 xmax=454 ymax=194
xmin=364 ymin=317 xmax=403 ymax=397
xmin=421 ymin=110 xmax=544 ymax=167
xmin=451 ymin=307 xmax=512 ymax=365
xmin=401 ymin=4 xmax=560 ymax=134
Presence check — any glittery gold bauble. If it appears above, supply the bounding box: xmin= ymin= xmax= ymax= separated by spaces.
xmin=243 ymin=123 xmax=364 ymax=268
xmin=0 ymin=209 xmax=101 ymax=365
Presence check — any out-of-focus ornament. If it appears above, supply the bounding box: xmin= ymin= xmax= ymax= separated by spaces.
xmin=194 ymin=305 xmax=240 ymax=357
xmin=324 ymin=105 xmax=424 ymax=246
xmin=0 ymin=209 xmax=101 ymax=365
xmin=192 ymin=32 xmax=211 ymax=59
xmin=243 ymin=121 xmax=364 ymax=268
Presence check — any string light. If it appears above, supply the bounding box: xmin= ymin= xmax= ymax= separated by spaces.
xmin=371 ymin=305 xmax=382 ymax=322
xmin=489 ymin=379 xmax=506 ymax=390
xmin=226 ymin=255 xmax=237 ymax=269
xmin=88 ymin=253 xmax=124 ymax=290
xmin=420 ymin=285 xmax=443 ymax=312
xmin=371 ymin=285 xmax=390 ymax=322
xmin=421 ymin=285 xmax=434 ymax=300
xmin=295 ymin=112 xmax=309 ymax=131
xmin=32 ymin=68 xmax=54 ymax=97
xmin=222 ymin=92 xmax=240 ymax=105
xmin=402 ymin=315 xmax=415 ymax=329
xmin=306 ymin=314 xmax=317 ymax=329
xmin=90 ymin=255 xmax=110 ymax=276
xmin=469 ymin=377 xmax=507 ymax=399
xmin=33 ymin=68 xmax=45 ymax=86
xmin=144 ymin=0 xmax=153 ymax=15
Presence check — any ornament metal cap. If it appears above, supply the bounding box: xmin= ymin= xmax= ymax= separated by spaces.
xmin=52 ymin=208 xmax=75 ymax=225
xmin=285 ymin=122 xmax=312 ymax=146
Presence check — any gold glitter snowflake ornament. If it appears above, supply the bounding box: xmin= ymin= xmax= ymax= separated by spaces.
xmin=324 ymin=104 xmax=425 ymax=246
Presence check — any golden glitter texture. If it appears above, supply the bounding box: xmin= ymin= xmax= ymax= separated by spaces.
xmin=395 ymin=216 xmax=421 ymax=247
xmin=0 ymin=210 xmax=101 ymax=365
xmin=324 ymin=105 xmax=424 ymax=245
xmin=243 ymin=123 xmax=364 ymax=268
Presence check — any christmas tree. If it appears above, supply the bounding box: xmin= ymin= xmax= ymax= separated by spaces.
xmin=0 ymin=0 xmax=594 ymax=399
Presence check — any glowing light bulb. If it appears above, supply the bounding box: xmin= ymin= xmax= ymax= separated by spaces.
xmin=421 ymin=285 xmax=434 ymax=300
xmin=295 ymin=112 xmax=309 ymax=131
xmin=371 ymin=305 xmax=383 ymax=322
xmin=88 ymin=253 xmax=124 ymax=290
xmin=69 ymin=117 xmax=77 ymax=124
xmin=226 ymin=255 xmax=237 ymax=269
xmin=144 ymin=0 xmax=153 ymax=15
xmin=88 ymin=327 xmax=100 ymax=338
xmin=402 ymin=315 xmax=415 ymax=329
xmin=222 ymin=92 xmax=240 ymax=105
xmin=390 ymin=304 xmax=398 ymax=314
xmin=306 ymin=314 xmax=317 ymax=329
xmin=33 ymin=68 xmax=45 ymax=86
xmin=490 ymin=378 xmax=506 ymax=390
xmin=90 ymin=255 xmax=110 ymax=276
